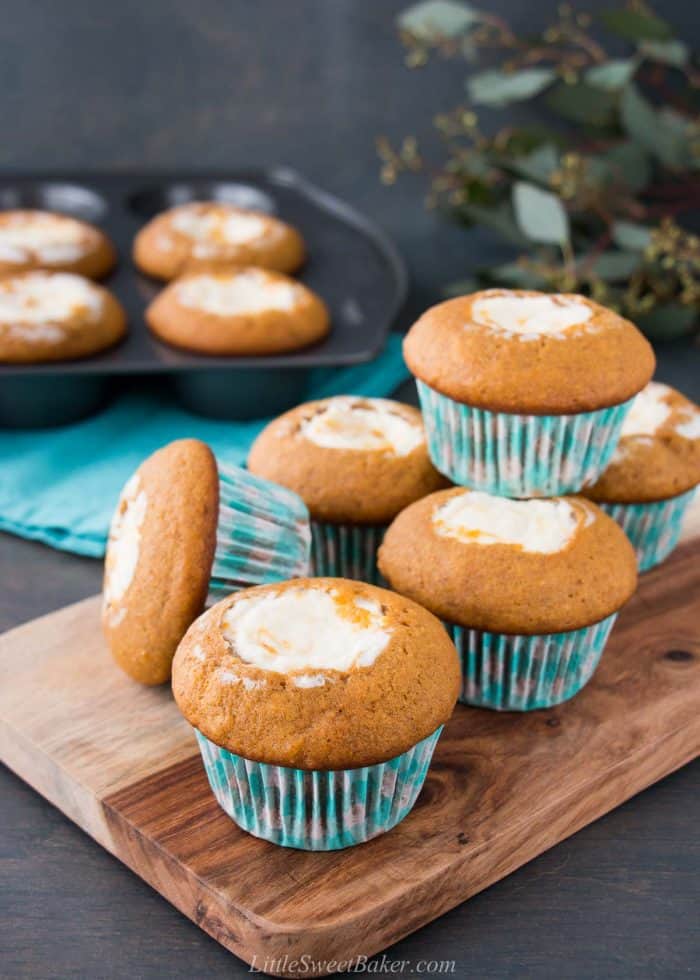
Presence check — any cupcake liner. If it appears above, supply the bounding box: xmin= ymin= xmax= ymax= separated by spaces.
xmin=417 ymin=380 xmax=633 ymax=497
xmin=209 ymin=464 xmax=311 ymax=597
xmin=446 ymin=614 xmax=617 ymax=711
xmin=195 ymin=726 xmax=442 ymax=850
xmin=310 ymin=520 xmax=387 ymax=585
xmin=599 ymin=487 xmax=696 ymax=573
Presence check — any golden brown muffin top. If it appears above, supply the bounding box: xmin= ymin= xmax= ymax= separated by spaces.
xmin=584 ymin=382 xmax=700 ymax=504
xmin=403 ymin=289 xmax=655 ymax=414
xmin=172 ymin=577 xmax=460 ymax=770
xmin=247 ymin=396 xmax=449 ymax=524
xmin=133 ymin=201 xmax=305 ymax=280
xmin=378 ymin=487 xmax=637 ymax=634
xmin=0 ymin=209 xmax=116 ymax=279
xmin=102 ymin=439 xmax=219 ymax=686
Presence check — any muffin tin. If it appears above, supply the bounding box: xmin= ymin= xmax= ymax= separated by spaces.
xmin=0 ymin=170 xmax=407 ymax=427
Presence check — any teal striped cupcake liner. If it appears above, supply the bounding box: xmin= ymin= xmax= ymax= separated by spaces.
xmin=417 ymin=380 xmax=633 ymax=497
xmin=598 ymin=487 xmax=696 ymax=573
xmin=310 ymin=520 xmax=387 ymax=585
xmin=209 ymin=464 xmax=311 ymax=598
xmin=195 ymin=726 xmax=442 ymax=850
xmin=446 ymin=614 xmax=617 ymax=711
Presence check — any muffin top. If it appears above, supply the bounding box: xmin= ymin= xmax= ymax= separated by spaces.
xmin=102 ymin=439 xmax=219 ymax=685
xmin=585 ymin=382 xmax=700 ymax=503
xmin=404 ymin=289 xmax=655 ymax=414
xmin=0 ymin=209 xmax=116 ymax=279
xmin=247 ymin=396 xmax=448 ymax=524
xmin=172 ymin=577 xmax=460 ymax=770
xmin=0 ymin=270 xmax=126 ymax=363
xmin=378 ymin=487 xmax=637 ymax=634
xmin=133 ymin=201 xmax=305 ymax=279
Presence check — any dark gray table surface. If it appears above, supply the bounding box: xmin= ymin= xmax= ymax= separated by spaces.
xmin=1 ymin=2 xmax=699 ymax=978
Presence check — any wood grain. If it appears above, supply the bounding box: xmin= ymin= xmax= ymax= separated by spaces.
xmin=1 ymin=496 xmax=699 ymax=977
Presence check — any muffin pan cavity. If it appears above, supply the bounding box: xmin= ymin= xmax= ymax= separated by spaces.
xmin=0 ymin=170 xmax=407 ymax=428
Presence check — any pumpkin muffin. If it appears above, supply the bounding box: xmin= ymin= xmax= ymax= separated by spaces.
xmin=584 ymin=381 xmax=700 ymax=571
xmin=102 ymin=438 xmax=310 ymax=686
xmin=378 ymin=487 xmax=637 ymax=711
xmin=133 ymin=201 xmax=305 ymax=279
xmin=145 ymin=267 xmax=329 ymax=355
xmin=0 ymin=271 xmax=126 ymax=363
xmin=247 ymin=396 xmax=448 ymax=583
xmin=404 ymin=289 xmax=655 ymax=497
xmin=0 ymin=209 xmax=116 ymax=279
xmin=172 ymin=577 xmax=460 ymax=849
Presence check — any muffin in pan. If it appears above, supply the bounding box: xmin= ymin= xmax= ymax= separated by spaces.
xmin=133 ymin=201 xmax=305 ymax=279
xmin=145 ymin=267 xmax=329 ymax=355
xmin=102 ymin=438 xmax=310 ymax=686
xmin=378 ymin=487 xmax=637 ymax=711
xmin=404 ymin=289 xmax=655 ymax=497
xmin=247 ymin=396 xmax=448 ymax=583
xmin=584 ymin=381 xmax=700 ymax=571
xmin=172 ymin=577 xmax=460 ymax=849
xmin=0 ymin=209 xmax=116 ymax=279
xmin=0 ymin=270 xmax=126 ymax=363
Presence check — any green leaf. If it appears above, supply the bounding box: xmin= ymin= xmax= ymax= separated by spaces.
xmin=589 ymin=250 xmax=641 ymax=281
xmin=621 ymin=84 xmax=691 ymax=169
xmin=635 ymin=304 xmax=698 ymax=340
xmin=443 ymin=277 xmax=480 ymax=297
xmin=601 ymin=141 xmax=652 ymax=192
xmin=467 ymin=67 xmax=555 ymax=107
xmin=398 ymin=1 xmax=479 ymax=39
xmin=601 ymin=8 xmax=673 ymax=42
xmin=507 ymin=143 xmax=559 ymax=183
xmin=639 ymin=39 xmax=689 ymax=67
xmin=585 ymin=59 xmax=637 ymax=91
xmin=457 ymin=201 xmax=531 ymax=247
xmin=612 ymin=220 xmax=653 ymax=251
xmin=546 ymin=82 xmax=619 ymax=128
xmin=512 ymin=181 xmax=569 ymax=245
xmin=486 ymin=261 xmax=549 ymax=289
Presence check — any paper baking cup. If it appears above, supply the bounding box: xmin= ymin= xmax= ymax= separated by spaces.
xmin=446 ymin=614 xmax=617 ymax=711
xmin=417 ymin=380 xmax=633 ymax=497
xmin=310 ymin=520 xmax=387 ymax=585
xmin=598 ymin=487 xmax=696 ymax=573
xmin=209 ymin=464 xmax=311 ymax=597
xmin=195 ymin=726 xmax=442 ymax=850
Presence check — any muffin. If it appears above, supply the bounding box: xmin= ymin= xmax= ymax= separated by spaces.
xmin=584 ymin=381 xmax=700 ymax=571
xmin=145 ymin=267 xmax=329 ymax=355
xmin=172 ymin=577 xmax=460 ymax=849
xmin=404 ymin=289 xmax=655 ymax=497
xmin=247 ymin=396 xmax=448 ymax=583
xmin=0 ymin=209 xmax=116 ymax=279
xmin=378 ymin=487 xmax=637 ymax=711
xmin=133 ymin=201 xmax=305 ymax=279
xmin=0 ymin=271 xmax=126 ymax=363
xmin=102 ymin=438 xmax=310 ymax=685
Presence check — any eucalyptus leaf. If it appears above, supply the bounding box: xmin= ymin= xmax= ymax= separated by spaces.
xmin=512 ymin=181 xmax=569 ymax=245
xmin=601 ymin=9 xmax=673 ymax=42
xmin=636 ymin=304 xmax=698 ymax=340
xmin=467 ymin=67 xmax=555 ymax=107
xmin=546 ymin=82 xmax=618 ymax=128
xmin=612 ymin=220 xmax=653 ymax=251
xmin=486 ymin=261 xmax=549 ymax=289
xmin=585 ymin=59 xmax=637 ymax=91
xmin=639 ymin=39 xmax=689 ymax=67
xmin=444 ymin=277 xmax=480 ymax=297
xmin=595 ymin=141 xmax=652 ymax=192
xmin=507 ymin=144 xmax=559 ymax=183
xmin=457 ymin=201 xmax=531 ymax=247
xmin=589 ymin=250 xmax=641 ymax=281
xmin=621 ymin=84 xmax=691 ymax=169
xmin=398 ymin=0 xmax=479 ymax=39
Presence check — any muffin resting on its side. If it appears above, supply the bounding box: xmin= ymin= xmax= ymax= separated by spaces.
xmin=172 ymin=577 xmax=460 ymax=849
xmin=404 ymin=289 xmax=655 ymax=497
xmin=133 ymin=201 xmax=305 ymax=279
xmin=584 ymin=381 xmax=700 ymax=571
xmin=248 ymin=396 xmax=448 ymax=583
xmin=378 ymin=487 xmax=637 ymax=711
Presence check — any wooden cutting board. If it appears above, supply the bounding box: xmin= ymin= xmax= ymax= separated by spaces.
xmin=1 ymin=498 xmax=699 ymax=978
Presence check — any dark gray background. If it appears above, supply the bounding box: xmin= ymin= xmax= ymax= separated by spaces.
xmin=1 ymin=2 xmax=699 ymax=978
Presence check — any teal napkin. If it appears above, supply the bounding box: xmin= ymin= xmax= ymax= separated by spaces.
xmin=0 ymin=335 xmax=409 ymax=557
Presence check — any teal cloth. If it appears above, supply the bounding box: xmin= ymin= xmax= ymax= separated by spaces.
xmin=0 ymin=335 xmax=409 ymax=557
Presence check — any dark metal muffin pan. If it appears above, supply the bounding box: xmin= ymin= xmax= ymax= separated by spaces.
xmin=0 ymin=170 xmax=407 ymax=426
